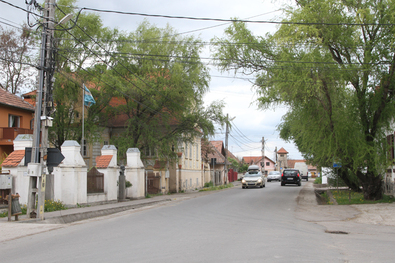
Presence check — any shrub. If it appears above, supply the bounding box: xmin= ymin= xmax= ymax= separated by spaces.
xmin=204 ymin=181 xmax=214 ymax=188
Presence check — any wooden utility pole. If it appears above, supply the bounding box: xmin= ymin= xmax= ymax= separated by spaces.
xmin=261 ymin=137 xmax=265 ymax=175
xmin=224 ymin=114 xmax=235 ymax=184
xmin=224 ymin=114 xmax=229 ymax=184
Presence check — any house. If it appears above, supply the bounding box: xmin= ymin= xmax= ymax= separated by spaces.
xmin=276 ymin=147 xmax=289 ymax=172
xmin=242 ymin=156 xmax=276 ymax=175
xmin=205 ymin=140 xmax=230 ymax=185
xmin=0 ymin=88 xmax=34 ymax=162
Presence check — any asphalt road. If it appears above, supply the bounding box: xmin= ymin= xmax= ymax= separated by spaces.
xmin=0 ymin=182 xmax=394 ymax=262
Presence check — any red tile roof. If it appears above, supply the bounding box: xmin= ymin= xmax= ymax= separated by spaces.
xmin=22 ymin=90 xmax=36 ymax=106
xmin=277 ymin=147 xmax=288 ymax=154
xmin=0 ymin=88 xmax=35 ymax=111
xmin=96 ymin=155 xmax=113 ymax=169
xmin=207 ymin=141 xmax=226 ymax=164
xmin=243 ymin=156 xmax=275 ymax=165
xmin=1 ymin=150 xmax=25 ymax=167
xmin=243 ymin=156 xmax=263 ymax=165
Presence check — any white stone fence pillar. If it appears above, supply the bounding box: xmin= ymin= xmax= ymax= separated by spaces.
xmin=125 ymin=148 xmax=145 ymax=199
xmin=53 ymin=140 xmax=87 ymax=206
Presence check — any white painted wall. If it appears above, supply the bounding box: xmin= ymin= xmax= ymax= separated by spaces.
xmin=5 ymin=134 xmax=33 ymax=205
xmin=126 ymin=148 xmax=145 ymax=199
xmin=180 ymin=169 xmax=202 ymax=191
xmin=53 ymin=141 xmax=87 ymax=206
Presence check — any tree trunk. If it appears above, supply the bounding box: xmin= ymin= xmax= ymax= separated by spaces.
xmin=338 ymin=169 xmax=361 ymax=193
xmin=358 ymin=170 xmax=383 ymax=200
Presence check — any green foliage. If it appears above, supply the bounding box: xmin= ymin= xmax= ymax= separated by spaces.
xmin=92 ymin=21 xmax=226 ymax=160
xmin=211 ymin=1 xmax=395 ymax=200
xmin=314 ymin=177 xmax=322 ymax=184
xmin=330 ymin=190 xmax=395 ymax=205
xmin=44 ymin=200 xmax=67 ymax=212
xmin=238 ymin=163 xmax=249 ymax=173
xmin=49 ymin=0 xmax=109 ymax=149
xmin=199 ymin=183 xmax=234 ymax=192
xmin=145 ymin=193 xmax=163 ymax=198
xmin=228 ymin=158 xmax=240 ymax=171
xmin=204 ymin=181 xmax=214 ymax=188
xmin=0 ymin=201 xmax=66 ymax=217
xmin=125 ymin=180 xmax=132 ymax=188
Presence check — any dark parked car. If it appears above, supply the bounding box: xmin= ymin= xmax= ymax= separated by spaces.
xmin=281 ymin=169 xmax=302 ymax=186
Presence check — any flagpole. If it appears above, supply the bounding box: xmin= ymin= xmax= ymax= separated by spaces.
xmin=82 ymin=83 xmax=84 ymax=156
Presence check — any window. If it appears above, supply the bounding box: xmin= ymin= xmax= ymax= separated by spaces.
xmin=196 ymin=144 xmax=199 ymax=160
xmin=280 ymin=154 xmax=284 ymax=157
xmin=266 ymin=162 xmax=270 ymax=167
xmin=8 ymin=115 xmax=20 ymax=127
xmin=185 ymin=143 xmax=188 ymax=158
xmin=104 ymin=141 xmax=109 ymax=146
xmin=189 ymin=143 xmax=192 ymax=159
xmin=145 ymin=147 xmax=155 ymax=157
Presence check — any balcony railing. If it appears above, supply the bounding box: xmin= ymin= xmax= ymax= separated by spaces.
xmin=0 ymin=127 xmax=33 ymax=140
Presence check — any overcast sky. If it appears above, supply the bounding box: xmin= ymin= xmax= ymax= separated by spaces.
xmin=0 ymin=0 xmax=303 ymax=160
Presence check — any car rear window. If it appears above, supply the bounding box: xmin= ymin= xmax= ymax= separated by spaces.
xmin=284 ymin=170 xmax=298 ymax=175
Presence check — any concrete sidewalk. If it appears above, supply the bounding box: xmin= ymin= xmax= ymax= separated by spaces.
xmin=296 ymin=181 xmax=395 ymax=235
xmin=0 ymin=187 xmax=222 ymax=242
xmin=1 ymin=188 xmax=215 ymax=224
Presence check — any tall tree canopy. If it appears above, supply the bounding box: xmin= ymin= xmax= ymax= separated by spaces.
xmin=91 ymin=21 xmax=225 ymax=159
xmin=212 ymin=0 xmax=395 ymax=199
xmin=49 ymin=0 xmax=112 ymax=148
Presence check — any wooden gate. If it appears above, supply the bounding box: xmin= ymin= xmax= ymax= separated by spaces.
xmin=87 ymin=167 xmax=104 ymax=193
xmin=146 ymin=171 xmax=160 ymax=194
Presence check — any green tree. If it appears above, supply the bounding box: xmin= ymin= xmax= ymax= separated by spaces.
xmin=212 ymin=0 xmax=395 ymax=200
xmin=92 ymin=21 xmax=225 ymax=160
xmin=49 ymin=0 xmax=112 ymax=148
xmin=228 ymin=157 xmax=242 ymax=171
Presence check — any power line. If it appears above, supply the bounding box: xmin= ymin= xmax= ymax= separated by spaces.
xmin=0 ymin=0 xmax=44 ymax=19
xmin=231 ymin=120 xmax=257 ymax=143
xmin=75 ymin=6 xmax=395 ymax=26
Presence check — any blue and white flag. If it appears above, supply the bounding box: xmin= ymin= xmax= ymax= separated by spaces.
xmin=83 ymin=84 xmax=96 ymax=107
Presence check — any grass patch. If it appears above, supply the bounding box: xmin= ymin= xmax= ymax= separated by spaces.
xmin=204 ymin=181 xmax=214 ymax=188
xmin=0 ymin=200 xmax=66 ymax=217
xmin=199 ymin=183 xmax=234 ymax=192
xmin=145 ymin=193 xmax=163 ymax=198
xmin=314 ymin=177 xmax=322 ymax=184
xmin=322 ymin=190 xmax=395 ymax=205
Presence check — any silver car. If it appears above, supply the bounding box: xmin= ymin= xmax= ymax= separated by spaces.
xmin=267 ymin=171 xmax=281 ymax=182
xmin=242 ymin=165 xmax=266 ymax=189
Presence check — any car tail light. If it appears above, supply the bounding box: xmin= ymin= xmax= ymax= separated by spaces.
xmin=297 ymin=173 xmax=300 ymax=177
xmin=281 ymin=173 xmax=284 ymax=177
